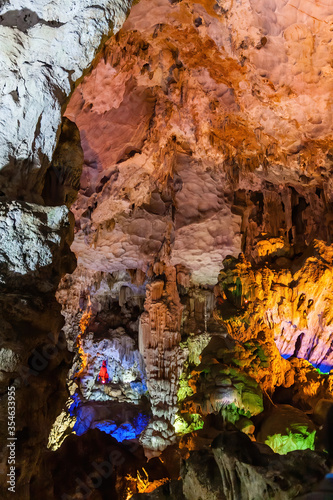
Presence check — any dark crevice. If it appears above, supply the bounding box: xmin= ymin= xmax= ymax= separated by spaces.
xmin=293 ymin=332 xmax=304 ymax=357
xmin=0 ymin=9 xmax=65 ymax=32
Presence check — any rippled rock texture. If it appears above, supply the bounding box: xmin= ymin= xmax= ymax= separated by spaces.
xmin=0 ymin=0 xmax=132 ymax=201
xmin=2 ymin=0 xmax=333 ymax=498
xmin=66 ymin=0 xmax=333 ymax=282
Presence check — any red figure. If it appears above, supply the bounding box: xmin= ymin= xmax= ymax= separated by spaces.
xmin=98 ymin=360 xmax=109 ymax=384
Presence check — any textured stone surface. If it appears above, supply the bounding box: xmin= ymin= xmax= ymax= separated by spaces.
xmin=138 ymin=266 xmax=187 ymax=454
xmin=55 ymin=262 xmax=226 ymax=455
xmin=257 ymin=404 xmax=316 ymax=454
xmin=178 ymin=334 xmax=264 ymax=433
xmin=133 ymin=431 xmax=328 ymax=500
xmin=0 ymin=0 xmax=132 ymax=200
xmin=2 ymin=0 xmax=333 ymax=497
xmin=0 ymin=202 xmax=75 ymax=498
xmin=217 ymin=242 xmax=333 ymax=373
xmin=71 ymin=329 xmax=147 ymax=403
xmin=65 ymin=0 xmax=333 ymax=287
xmin=0 ymin=201 xmax=70 ymax=275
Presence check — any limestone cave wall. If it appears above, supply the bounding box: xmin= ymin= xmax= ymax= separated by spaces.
xmin=1 ymin=0 xmax=333 ymax=499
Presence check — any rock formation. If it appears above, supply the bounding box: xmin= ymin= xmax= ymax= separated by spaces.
xmin=131 ymin=431 xmax=329 ymax=500
xmin=217 ymin=241 xmax=333 ymax=373
xmin=138 ymin=265 xmax=187 ymax=455
xmin=0 ymin=0 xmax=133 ymax=498
xmin=0 ymin=201 xmax=75 ymax=498
xmin=1 ymin=0 xmax=333 ymax=498
xmin=0 ymin=0 xmax=132 ymax=202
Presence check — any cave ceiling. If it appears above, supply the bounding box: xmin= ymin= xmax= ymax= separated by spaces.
xmin=1 ymin=0 xmax=333 ymax=499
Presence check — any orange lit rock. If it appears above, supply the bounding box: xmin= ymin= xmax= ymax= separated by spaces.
xmin=50 ymin=0 xmax=333 ymax=485
xmin=5 ymin=0 xmax=333 ymax=496
xmin=66 ymin=0 xmax=333 ymax=283
xmin=289 ymin=357 xmax=333 ymax=410
xmin=217 ymin=241 xmax=333 ymax=374
xmin=125 ymin=468 xmax=169 ymax=498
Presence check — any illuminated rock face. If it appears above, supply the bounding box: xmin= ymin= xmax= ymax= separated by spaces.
xmin=71 ymin=329 xmax=147 ymax=404
xmin=218 ymin=241 xmax=333 ymax=373
xmin=63 ymin=0 xmax=333 ymax=401
xmin=53 ymin=0 xmax=333 ymax=467
xmin=65 ymin=0 xmax=333 ymax=286
xmin=2 ymin=0 xmax=333 ymax=497
xmin=0 ymin=0 xmax=132 ymax=201
xmin=257 ymin=404 xmax=316 ymax=455
xmin=0 ymin=201 xmax=71 ymax=277
xmin=182 ymin=432 xmax=327 ymax=500
xmin=130 ymin=431 xmax=329 ymax=500
xmin=138 ymin=266 xmax=187 ymax=453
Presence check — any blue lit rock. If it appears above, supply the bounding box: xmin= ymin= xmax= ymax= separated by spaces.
xmin=48 ymin=392 xmax=150 ymax=448
xmin=93 ymin=413 xmax=149 ymax=441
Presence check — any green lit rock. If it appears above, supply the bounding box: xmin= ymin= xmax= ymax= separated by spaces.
xmin=258 ymin=404 xmax=317 ymax=455
xmin=177 ymin=337 xmax=264 ymax=430
xmin=178 ymin=374 xmax=195 ymax=403
xmin=265 ymin=428 xmax=316 ymax=455
xmin=208 ymin=366 xmax=263 ymax=418
xmin=177 ymin=333 xmax=212 ymax=403
xmin=235 ymin=416 xmax=255 ymax=436
xmin=221 ymin=403 xmax=250 ymax=426
xmin=186 ymin=333 xmax=211 ymax=366
xmin=174 ymin=413 xmax=204 ymax=435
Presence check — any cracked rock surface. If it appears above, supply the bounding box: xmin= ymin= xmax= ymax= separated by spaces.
xmin=0 ymin=0 xmax=132 ymax=201
xmin=2 ymin=0 xmax=333 ymax=498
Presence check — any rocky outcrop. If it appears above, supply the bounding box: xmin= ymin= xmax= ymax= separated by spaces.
xmin=0 ymin=2 xmax=137 ymax=498
xmin=0 ymin=200 xmax=74 ymax=287
xmin=45 ymin=0 xmax=333 ymax=482
xmin=0 ymin=201 xmax=75 ymax=498
xmin=217 ymin=242 xmax=333 ymax=373
xmin=177 ymin=333 xmax=265 ymax=441
xmin=257 ymin=404 xmax=316 ymax=455
xmin=2 ymin=0 xmax=333 ymax=497
xmin=138 ymin=266 xmax=187 ymax=454
xmin=133 ymin=431 xmax=328 ymax=500
xmin=0 ymin=0 xmax=132 ymax=201
xmin=65 ymin=0 xmax=333 ymax=286
xmin=54 ymin=261 xmax=229 ymax=455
